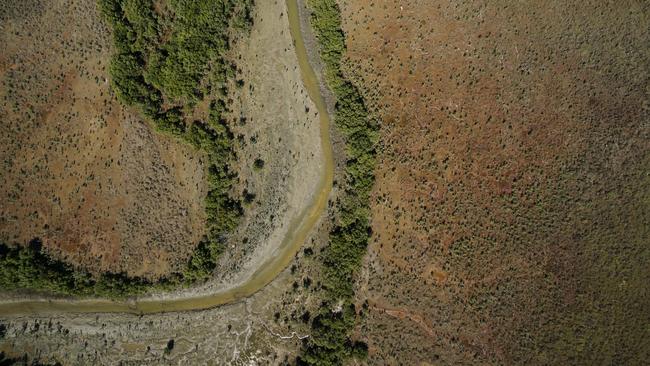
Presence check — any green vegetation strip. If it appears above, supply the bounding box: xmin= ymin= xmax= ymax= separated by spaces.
xmin=0 ymin=0 xmax=254 ymax=298
xmin=298 ymin=0 xmax=378 ymax=364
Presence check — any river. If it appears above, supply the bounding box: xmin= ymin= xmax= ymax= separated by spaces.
xmin=0 ymin=0 xmax=333 ymax=317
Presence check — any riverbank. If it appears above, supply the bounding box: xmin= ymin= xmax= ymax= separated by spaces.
xmin=0 ymin=0 xmax=338 ymax=363
xmin=295 ymin=0 xmax=378 ymax=364
xmin=0 ymin=0 xmax=333 ymax=315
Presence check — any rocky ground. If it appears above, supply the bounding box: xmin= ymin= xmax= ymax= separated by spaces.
xmin=0 ymin=270 xmax=306 ymax=365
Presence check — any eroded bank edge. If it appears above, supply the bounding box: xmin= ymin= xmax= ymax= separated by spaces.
xmin=296 ymin=0 xmax=379 ymax=364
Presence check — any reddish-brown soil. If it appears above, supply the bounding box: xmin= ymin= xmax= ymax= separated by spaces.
xmin=340 ymin=0 xmax=649 ymax=364
xmin=0 ymin=0 xmax=207 ymax=279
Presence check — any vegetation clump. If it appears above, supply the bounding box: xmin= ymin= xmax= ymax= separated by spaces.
xmin=253 ymin=158 xmax=265 ymax=170
xmin=0 ymin=240 xmax=152 ymax=298
xmin=0 ymin=0 xmax=254 ymax=297
xmin=298 ymin=0 xmax=378 ymax=364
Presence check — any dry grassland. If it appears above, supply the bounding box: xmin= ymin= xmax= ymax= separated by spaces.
xmin=339 ymin=1 xmax=649 ymax=364
xmin=0 ymin=0 xmax=207 ymax=279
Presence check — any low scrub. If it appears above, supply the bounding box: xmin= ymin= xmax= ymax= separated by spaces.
xmin=298 ymin=0 xmax=378 ymax=364
xmin=0 ymin=0 xmax=254 ymax=297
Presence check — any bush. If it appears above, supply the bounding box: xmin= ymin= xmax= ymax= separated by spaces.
xmin=0 ymin=241 xmax=151 ymax=299
xmin=0 ymin=0 xmax=255 ymax=298
xmin=298 ymin=0 xmax=378 ymax=364
xmin=253 ymin=158 xmax=265 ymax=170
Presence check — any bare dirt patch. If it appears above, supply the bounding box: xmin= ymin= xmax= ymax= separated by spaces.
xmin=199 ymin=0 xmax=324 ymax=292
xmin=0 ymin=0 xmax=207 ymax=279
xmin=340 ymin=0 xmax=650 ymax=364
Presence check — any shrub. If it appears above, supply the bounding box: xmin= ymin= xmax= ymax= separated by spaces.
xmin=297 ymin=0 xmax=378 ymax=364
xmin=0 ymin=0 xmax=255 ymax=298
xmin=253 ymin=158 xmax=265 ymax=170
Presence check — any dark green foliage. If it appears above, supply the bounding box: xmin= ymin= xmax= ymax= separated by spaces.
xmin=186 ymin=102 xmax=243 ymax=241
xmin=253 ymin=158 xmax=265 ymax=170
xmin=0 ymin=0 xmax=255 ymax=298
xmin=243 ymin=189 xmax=256 ymax=205
xmin=99 ymin=0 xmax=254 ymax=288
xmin=121 ymin=0 xmax=159 ymax=50
xmin=298 ymin=303 xmax=357 ymax=365
xmin=98 ymin=0 xmax=123 ymax=25
xmin=165 ymin=339 xmax=175 ymax=354
xmin=299 ymin=0 xmax=377 ymax=364
xmin=0 ymin=352 xmax=62 ymax=366
xmin=109 ymin=53 xmax=162 ymax=115
xmin=101 ymin=0 xmax=250 ymax=287
xmin=154 ymin=107 xmax=185 ymax=136
xmin=145 ymin=0 xmax=230 ymax=100
xmin=99 ymin=0 xmax=252 ymax=286
xmin=0 ymin=241 xmax=151 ymax=298
xmin=183 ymin=239 xmax=223 ymax=283
xmin=308 ymin=0 xmax=378 ymax=298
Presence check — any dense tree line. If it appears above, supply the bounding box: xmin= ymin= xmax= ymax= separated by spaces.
xmin=298 ymin=0 xmax=378 ymax=364
xmin=0 ymin=240 xmax=153 ymax=298
xmin=0 ymin=0 xmax=254 ymax=297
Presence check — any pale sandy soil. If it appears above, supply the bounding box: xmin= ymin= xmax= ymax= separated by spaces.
xmin=205 ymin=0 xmax=324 ymax=292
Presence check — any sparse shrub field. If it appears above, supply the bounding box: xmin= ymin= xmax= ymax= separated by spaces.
xmin=338 ymin=0 xmax=650 ymax=364
xmin=0 ymin=0 xmax=254 ymax=297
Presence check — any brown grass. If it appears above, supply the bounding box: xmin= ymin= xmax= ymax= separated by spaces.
xmin=0 ymin=0 xmax=207 ymax=279
xmin=340 ymin=0 xmax=650 ymax=364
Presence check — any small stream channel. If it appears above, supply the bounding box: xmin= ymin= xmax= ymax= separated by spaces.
xmin=0 ymin=0 xmax=334 ymax=317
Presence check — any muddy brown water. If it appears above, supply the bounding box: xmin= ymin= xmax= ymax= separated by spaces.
xmin=0 ymin=0 xmax=333 ymax=316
